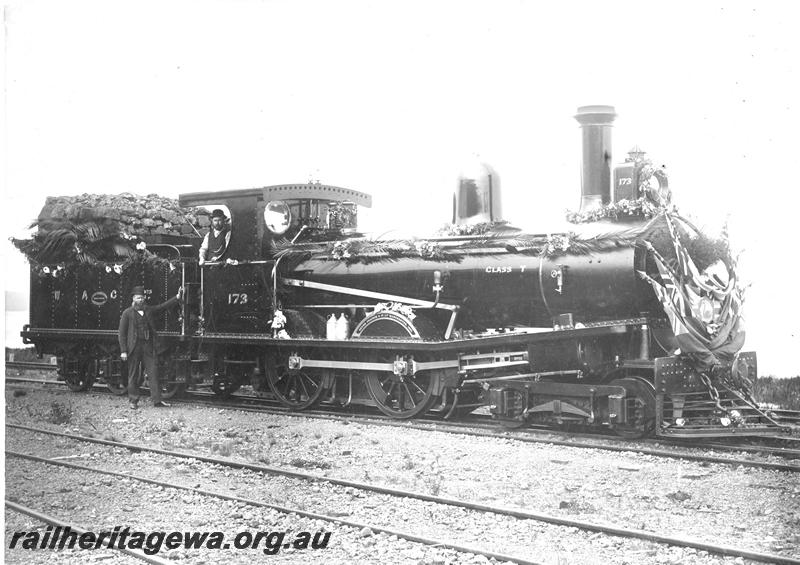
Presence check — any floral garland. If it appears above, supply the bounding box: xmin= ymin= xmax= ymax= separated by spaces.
xmin=436 ymin=221 xmax=512 ymax=236
xmin=565 ymin=197 xmax=667 ymax=224
xmin=13 ymin=219 xmax=179 ymax=277
xmin=330 ymin=241 xmax=353 ymax=260
xmin=413 ymin=241 xmax=445 ymax=260
xmin=30 ymin=240 xmax=177 ymax=279
xmin=274 ymin=226 xmax=645 ymax=266
xmin=327 ymin=239 xmax=445 ymax=262
xmin=541 ymin=234 xmax=572 ymax=256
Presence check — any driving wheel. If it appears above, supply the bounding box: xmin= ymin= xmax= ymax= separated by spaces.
xmin=265 ymin=350 xmax=330 ymax=410
xmin=356 ymin=311 xmax=442 ymax=419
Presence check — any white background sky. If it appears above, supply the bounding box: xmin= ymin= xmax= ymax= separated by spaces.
xmin=3 ymin=0 xmax=799 ymax=376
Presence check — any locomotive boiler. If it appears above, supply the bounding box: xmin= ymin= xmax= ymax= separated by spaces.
xmin=19 ymin=105 xmax=785 ymax=438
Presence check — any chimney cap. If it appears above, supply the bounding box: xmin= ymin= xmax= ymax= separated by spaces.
xmin=575 ymin=105 xmax=617 ymax=126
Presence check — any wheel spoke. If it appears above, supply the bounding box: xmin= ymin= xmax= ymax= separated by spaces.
xmin=402 ymin=383 xmax=416 ymax=408
xmin=279 ymin=374 xmax=292 ymax=396
xmin=297 ymin=373 xmax=311 ymax=399
xmin=408 ymin=378 xmax=426 ymax=395
xmin=300 ymin=373 xmax=319 ymax=394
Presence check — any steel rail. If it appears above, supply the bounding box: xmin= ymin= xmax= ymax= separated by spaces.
xmin=4 ymin=500 xmax=172 ymax=565
xmin=130 ymin=389 xmax=800 ymax=467
xmin=5 ymin=378 xmax=62 ymax=385
xmin=176 ymin=396 xmax=800 ymax=470
xmin=5 ymin=376 xmax=800 ymax=466
xmin=6 ymin=450 xmax=543 ymax=565
xmin=6 ymin=361 xmax=58 ymax=371
xmin=164 ymin=393 xmax=800 ymax=469
xmin=6 ymin=439 xmax=800 ymax=565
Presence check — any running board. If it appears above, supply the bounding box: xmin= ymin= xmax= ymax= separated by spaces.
xmin=291 ymin=355 xmax=458 ymax=375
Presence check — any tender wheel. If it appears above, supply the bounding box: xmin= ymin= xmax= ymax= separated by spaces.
xmin=156 ymin=380 xmax=180 ymax=400
xmin=106 ymin=361 xmax=128 ymax=395
xmin=141 ymin=373 xmax=180 ymax=400
xmin=211 ymin=373 xmax=242 ymax=397
xmin=265 ymin=351 xmax=329 ymax=410
xmin=107 ymin=378 xmax=128 ymax=395
xmin=62 ymin=359 xmax=94 ymax=392
xmin=143 ymin=357 xmax=182 ymax=400
xmin=609 ymin=376 xmax=656 ymax=439
xmin=65 ymin=374 xmax=94 ymax=392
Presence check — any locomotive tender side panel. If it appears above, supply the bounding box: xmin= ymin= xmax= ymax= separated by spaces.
xmin=30 ymin=267 xmax=78 ymax=330
xmin=75 ymin=266 xmax=123 ymax=330
xmin=27 ymin=260 xmax=182 ymax=336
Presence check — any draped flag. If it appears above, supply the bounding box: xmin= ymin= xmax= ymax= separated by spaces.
xmin=637 ymin=213 xmax=746 ymax=372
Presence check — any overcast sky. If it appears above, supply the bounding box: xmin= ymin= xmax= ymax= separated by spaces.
xmin=3 ymin=1 xmax=799 ymax=376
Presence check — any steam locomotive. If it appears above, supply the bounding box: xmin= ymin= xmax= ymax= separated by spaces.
xmin=21 ymin=105 xmax=784 ymax=438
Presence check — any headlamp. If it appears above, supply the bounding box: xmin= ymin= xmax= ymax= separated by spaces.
xmin=264 ymin=201 xmax=292 ymax=235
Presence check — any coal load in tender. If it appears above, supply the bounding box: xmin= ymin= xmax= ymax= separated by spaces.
xmin=14 ymin=193 xmax=210 ymax=265
xmin=37 ymin=193 xmax=211 ymax=237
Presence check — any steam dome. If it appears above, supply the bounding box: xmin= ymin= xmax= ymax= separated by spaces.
xmin=453 ymin=159 xmax=502 ymax=225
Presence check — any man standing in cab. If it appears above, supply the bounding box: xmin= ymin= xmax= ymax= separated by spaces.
xmin=198 ymin=208 xmax=231 ymax=265
xmin=119 ymin=285 xmax=183 ymax=409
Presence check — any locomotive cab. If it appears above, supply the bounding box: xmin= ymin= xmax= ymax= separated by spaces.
xmin=179 ymin=183 xmax=373 ymax=262
xmin=177 ymin=183 xmax=374 ymax=335
xmin=173 ymin=183 xmax=374 ymax=394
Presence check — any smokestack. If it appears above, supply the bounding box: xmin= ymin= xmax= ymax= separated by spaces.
xmin=574 ymin=105 xmax=616 ymax=212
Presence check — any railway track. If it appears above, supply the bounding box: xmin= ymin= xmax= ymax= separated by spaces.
xmin=5 ymin=361 xmax=57 ymax=371
xmin=7 ymin=424 xmax=800 ymax=565
xmin=6 ymin=373 xmax=800 ymax=471
xmin=173 ymin=394 xmax=800 ymax=472
xmin=5 ymin=500 xmax=171 ymax=565
xmin=6 ymin=449 xmax=534 ymax=565
xmin=8 ymin=359 xmax=800 ymax=434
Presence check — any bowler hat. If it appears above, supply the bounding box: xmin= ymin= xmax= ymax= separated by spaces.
xmin=131 ymin=286 xmax=145 ymax=296
xmin=211 ymin=209 xmax=227 ymax=220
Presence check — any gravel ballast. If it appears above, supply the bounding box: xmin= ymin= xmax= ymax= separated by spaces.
xmin=5 ymin=384 xmax=799 ymax=564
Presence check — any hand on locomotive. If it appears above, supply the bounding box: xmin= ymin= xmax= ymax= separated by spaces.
xmin=118 ymin=285 xmax=184 ymax=409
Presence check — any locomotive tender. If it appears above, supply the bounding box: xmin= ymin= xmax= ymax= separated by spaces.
xmin=21 ymin=106 xmax=783 ymax=438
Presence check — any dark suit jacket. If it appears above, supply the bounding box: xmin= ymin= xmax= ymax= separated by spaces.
xmin=118 ymin=297 xmax=179 ymax=355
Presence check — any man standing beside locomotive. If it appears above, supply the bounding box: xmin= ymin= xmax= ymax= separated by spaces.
xmin=198 ymin=208 xmax=231 ymax=265
xmin=119 ymin=285 xmax=183 ymax=409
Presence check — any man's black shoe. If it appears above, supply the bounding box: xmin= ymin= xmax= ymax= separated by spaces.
xmin=153 ymin=401 xmax=171 ymax=408
xmin=129 ymin=400 xmax=139 ymax=410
